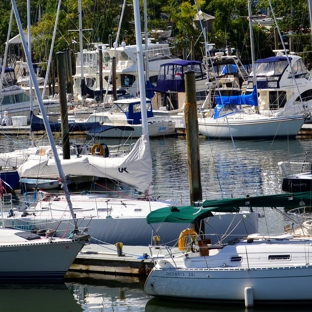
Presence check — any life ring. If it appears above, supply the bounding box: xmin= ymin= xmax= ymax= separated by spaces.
xmin=178 ymin=228 xmax=198 ymax=252
xmin=91 ymin=144 xmax=104 ymax=156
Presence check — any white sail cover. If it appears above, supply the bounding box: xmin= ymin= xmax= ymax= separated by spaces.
xmin=18 ymin=135 xmax=153 ymax=192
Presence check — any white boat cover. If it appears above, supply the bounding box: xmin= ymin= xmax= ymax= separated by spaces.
xmin=18 ymin=135 xmax=152 ymax=192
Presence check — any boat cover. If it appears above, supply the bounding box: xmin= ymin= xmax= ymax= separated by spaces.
xmin=213 ymin=86 xmax=258 ymax=118
xmin=146 ymin=205 xmax=238 ymax=224
xmin=146 ymin=192 xmax=312 ymax=223
xmin=202 ymin=191 xmax=312 ymax=210
xmin=18 ymin=134 xmax=153 ymax=192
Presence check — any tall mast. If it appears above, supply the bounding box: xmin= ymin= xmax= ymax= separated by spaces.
xmin=247 ymin=0 xmax=257 ymax=89
xmin=133 ymin=0 xmax=148 ymax=136
xmin=11 ymin=0 xmax=79 ymax=231
xmin=78 ymin=0 xmax=84 ymax=95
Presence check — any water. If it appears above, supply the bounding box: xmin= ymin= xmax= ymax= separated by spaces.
xmin=1 ymin=277 xmax=312 ymax=311
xmin=1 ymin=135 xmax=312 ymax=310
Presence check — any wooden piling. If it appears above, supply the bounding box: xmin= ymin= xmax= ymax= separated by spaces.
xmin=57 ymin=51 xmax=70 ymax=159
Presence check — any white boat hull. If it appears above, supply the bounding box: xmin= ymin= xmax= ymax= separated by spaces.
xmin=87 ymin=120 xmax=176 ymax=138
xmin=198 ymin=115 xmax=305 ymax=139
xmin=145 ymin=236 xmax=312 ymax=302
xmin=145 ymin=266 xmax=312 ymax=302
xmin=20 ymin=178 xmax=60 ymax=190
xmin=3 ymin=195 xmax=258 ymax=246
xmin=0 ymin=228 xmax=85 ymax=280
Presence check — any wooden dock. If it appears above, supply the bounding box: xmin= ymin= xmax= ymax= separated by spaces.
xmin=66 ymin=243 xmax=158 ymax=278
xmin=297 ymin=123 xmax=312 ymax=138
xmin=1 ymin=122 xmax=312 ymax=138
xmin=0 ymin=124 xmax=86 ymax=136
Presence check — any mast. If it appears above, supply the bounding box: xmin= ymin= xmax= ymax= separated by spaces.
xmin=42 ymin=0 xmax=62 ymax=100
xmin=27 ymin=0 xmax=33 ymax=112
xmin=133 ymin=0 xmax=148 ymax=136
xmin=0 ymin=9 xmax=13 ymax=108
xmin=247 ymin=0 xmax=257 ymax=90
xmin=11 ymin=0 xmax=79 ymax=231
xmin=78 ymin=0 xmax=84 ymax=96
xmin=309 ymin=0 xmax=312 ymax=46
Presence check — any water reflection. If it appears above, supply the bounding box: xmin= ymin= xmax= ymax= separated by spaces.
xmin=66 ymin=273 xmax=148 ymax=311
xmin=150 ymin=137 xmax=310 ymax=203
xmin=0 ymin=283 xmax=82 ymax=312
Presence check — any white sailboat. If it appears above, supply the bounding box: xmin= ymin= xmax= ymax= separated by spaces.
xmin=144 ymin=192 xmax=312 ymax=306
xmin=0 ymin=0 xmax=90 ymax=281
xmin=196 ymin=1 xmax=307 ymax=140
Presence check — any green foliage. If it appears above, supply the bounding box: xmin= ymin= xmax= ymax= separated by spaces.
xmin=1 ymin=0 xmax=311 ymax=63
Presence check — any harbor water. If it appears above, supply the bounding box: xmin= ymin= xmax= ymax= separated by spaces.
xmin=1 ymin=135 xmax=312 ymax=310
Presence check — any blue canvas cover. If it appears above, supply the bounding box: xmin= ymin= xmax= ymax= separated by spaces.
xmin=214 ymin=86 xmax=258 ymax=119
xmin=255 ymin=56 xmax=292 ymax=63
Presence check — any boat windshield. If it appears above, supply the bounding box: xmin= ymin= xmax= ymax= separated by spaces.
xmin=214 ymin=104 xmax=244 ymax=119
xmin=118 ymin=51 xmax=132 ymax=61
xmin=147 ymin=46 xmax=171 ymax=59
xmin=2 ymin=92 xmax=31 ymax=105
xmin=109 ymin=103 xmax=127 ymax=113
xmin=251 ymin=60 xmax=288 ymax=76
xmin=288 ymin=58 xmax=308 ymax=77
xmin=109 ymin=102 xmax=151 ymax=113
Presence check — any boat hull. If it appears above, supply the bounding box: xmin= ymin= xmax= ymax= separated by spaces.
xmin=3 ymin=206 xmax=258 ymax=246
xmin=145 ymin=265 xmax=312 ymax=302
xmin=198 ymin=116 xmax=305 ymax=139
xmin=87 ymin=120 xmax=176 ymax=138
xmin=0 ymin=170 xmax=20 ymax=190
xmin=281 ymin=174 xmax=312 ymax=192
xmin=0 ymin=235 xmax=85 ymax=280
xmin=19 ymin=178 xmax=60 ymax=190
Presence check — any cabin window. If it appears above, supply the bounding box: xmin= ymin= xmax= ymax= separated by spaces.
xmin=269 ymin=91 xmax=286 ymax=109
xmin=119 ymin=51 xmax=131 ymax=61
xmin=196 ymin=91 xmax=208 ymax=103
xmin=230 ymin=256 xmax=242 ymax=262
xmin=295 ymin=89 xmax=312 ymax=102
xmin=268 ymin=255 xmax=290 ymax=260
xmin=2 ymin=95 xmax=14 ymax=105
xmin=86 ymin=77 xmax=96 ymax=88
xmin=102 ymin=51 xmax=111 ymax=63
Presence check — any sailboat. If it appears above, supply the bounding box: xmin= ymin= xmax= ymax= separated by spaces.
xmin=0 ymin=0 xmax=90 ymax=281
xmin=2 ymin=0 xmax=258 ymax=247
xmin=196 ymin=1 xmax=307 ymax=140
xmin=144 ymin=193 xmax=312 ymax=305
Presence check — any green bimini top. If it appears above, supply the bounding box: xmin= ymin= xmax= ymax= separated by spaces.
xmin=146 ymin=192 xmax=312 ymax=224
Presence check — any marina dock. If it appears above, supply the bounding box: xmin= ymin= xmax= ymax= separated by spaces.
xmin=66 ymin=243 xmax=160 ymax=278
xmin=2 ymin=122 xmax=312 ymax=138
xmin=0 ymin=124 xmax=86 ymax=136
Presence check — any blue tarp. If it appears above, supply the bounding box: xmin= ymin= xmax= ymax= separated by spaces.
xmin=221 ymin=64 xmax=237 ymax=75
xmin=0 ymin=67 xmax=15 ymax=73
xmin=214 ymin=86 xmax=258 ymax=119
